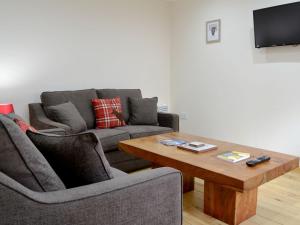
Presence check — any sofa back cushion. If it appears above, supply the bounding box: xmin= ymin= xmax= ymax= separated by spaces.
xmin=92 ymin=97 xmax=126 ymax=129
xmin=96 ymin=89 xmax=142 ymax=122
xmin=27 ymin=131 xmax=114 ymax=188
xmin=41 ymin=89 xmax=98 ymax=129
xmin=129 ymin=97 xmax=158 ymax=125
xmin=0 ymin=115 xmax=66 ymax=192
xmin=45 ymin=102 xmax=87 ymax=134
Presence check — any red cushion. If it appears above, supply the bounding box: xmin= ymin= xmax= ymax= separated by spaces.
xmin=92 ymin=97 xmax=126 ymax=129
xmin=14 ymin=118 xmax=37 ymax=133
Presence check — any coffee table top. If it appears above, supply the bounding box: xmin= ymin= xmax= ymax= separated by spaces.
xmin=119 ymin=132 xmax=299 ymax=191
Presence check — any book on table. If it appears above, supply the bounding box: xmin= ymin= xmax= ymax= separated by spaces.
xmin=177 ymin=142 xmax=217 ymax=153
xmin=217 ymin=151 xmax=250 ymax=163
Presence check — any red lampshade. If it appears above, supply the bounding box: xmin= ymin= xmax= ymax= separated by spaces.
xmin=0 ymin=103 xmax=14 ymax=115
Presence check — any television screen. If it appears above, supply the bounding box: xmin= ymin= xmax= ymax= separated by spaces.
xmin=253 ymin=2 xmax=300 ymax=48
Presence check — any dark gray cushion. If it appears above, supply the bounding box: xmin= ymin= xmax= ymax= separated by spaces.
xmin=89 ymin=129 xmax=130 ymax=153
xmin=45 ymin=102 xmax=87 ymax=134
xmin=110 ymin=159 xmax=151 ymax=173
xmin=27 ymin=131 xmax=114 ymax=189
xmin=105 ymin=150 xmax=138 ymax=165
xmin=41 ymin=89 xmax=98 ymax=129
xmin=129 ymin=97 xmax=158 ymax=125
xmin=96 ymin=89 xmax=142 ymax=122
xmin=0 ymin=115 xmax=65 ymax=192
xmin=106 ymin=150 xmax=151 ymax=172
xmin=115 ymin=125 xmax=173 ymax=139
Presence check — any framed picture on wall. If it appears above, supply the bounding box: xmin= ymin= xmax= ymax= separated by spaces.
xmin=206 ymin=19 xmax=221 ymax=43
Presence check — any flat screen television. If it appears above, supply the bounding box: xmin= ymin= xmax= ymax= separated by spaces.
xmin=253 ymin=2 xmax=300 ymax=48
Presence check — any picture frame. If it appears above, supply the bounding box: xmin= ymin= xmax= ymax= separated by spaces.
xmin=206 ymin=19 xmax=221 ymax=43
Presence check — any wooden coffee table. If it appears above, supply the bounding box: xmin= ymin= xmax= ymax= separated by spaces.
xmin=119 ymin=132 xmax=299 ymax=225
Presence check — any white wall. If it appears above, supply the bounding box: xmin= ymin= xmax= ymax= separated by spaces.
xmin=0 ymin=0 xmax=171 ymax=119
xmin=1 ymin=0 xmax=300 ymax=156
xmin=171 ymin=0 xmax=300 ymax=156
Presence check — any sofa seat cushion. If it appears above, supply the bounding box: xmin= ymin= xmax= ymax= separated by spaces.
xmin=0 ymin=115 xmax=66 ymax=192
xmin=115 ymin=125 xmax=173 ymax=139
xmin=105 ymin=150 xmax=151 ymax=172
xmin=90 ymin=129 xmax=130 ymax=153
xmin=96 ymin=89 xmax=142 ymax=123
xmin=41 ymin=89 xmax=98 ymax=129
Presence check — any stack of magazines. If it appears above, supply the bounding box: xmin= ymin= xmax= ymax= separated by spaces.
xmin=159 ymin=139 xmax=186 ymax=146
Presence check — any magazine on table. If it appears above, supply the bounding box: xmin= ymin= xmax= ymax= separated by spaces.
xmin=217 ymin=151 xmax=250 ymax=163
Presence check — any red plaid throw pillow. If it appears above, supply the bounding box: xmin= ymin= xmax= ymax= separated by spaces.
xmin=14 ymin=118 xmax=37 ymax=133
xmin=92 ymin=97 xmax=126 ymax=129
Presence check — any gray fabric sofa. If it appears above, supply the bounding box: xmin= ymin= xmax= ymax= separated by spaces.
xmin=0 ymin=115 xmax=183 ymax=225
xmin=29 ymin=89 xmax=179 ymax=172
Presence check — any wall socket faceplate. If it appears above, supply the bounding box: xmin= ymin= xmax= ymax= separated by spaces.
xmin=180 ymin=112 xmax=188 ymax=120
xmin=158 ymin=105 xmax=168 ymax=113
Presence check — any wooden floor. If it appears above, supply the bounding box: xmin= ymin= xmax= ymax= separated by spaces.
xmin=183 ymin=168 xmax=300 ymax=225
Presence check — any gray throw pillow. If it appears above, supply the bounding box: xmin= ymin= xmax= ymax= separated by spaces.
xmin=27 ymin=131 xmax=114 ymax=189
xmin=45 ymin=101 xmax=87 ymax=134
xmin=0 ymin=115 xmax=66 ymax=192
xmin=129 ymin=97 xmax=158 ymax=125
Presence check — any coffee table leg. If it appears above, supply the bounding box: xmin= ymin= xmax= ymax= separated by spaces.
xmin=204 ymin=181 xmax=257 ymax=225
xmin=152 ymin=163 xmax=194 ymax=193
xmin=182 ymin=173 xmax=194 ymax=193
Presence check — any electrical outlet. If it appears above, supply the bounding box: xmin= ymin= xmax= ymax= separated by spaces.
xmin=180 ymin=112 xmax=188 ymax=120
xmin=158 ymin=104 xmax=168 ymax=113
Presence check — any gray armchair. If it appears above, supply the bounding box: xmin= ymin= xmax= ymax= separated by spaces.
xmin=0 ymin=114 xmax=182 ymax=225
xmin=0 ymin=168 xmax=182 ymax=225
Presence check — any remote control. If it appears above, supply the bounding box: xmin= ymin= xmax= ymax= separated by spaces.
xmin=246 ymin=155 xmax=271 ymax=167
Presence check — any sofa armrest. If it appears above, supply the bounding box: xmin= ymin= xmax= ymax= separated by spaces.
xmin=29 ymin=103 xmax=71 ymax=134
xmin=0 ymin=167 xmax=182 ymax=225
xmin=158 ymin=112 xmax=180 ymax=131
